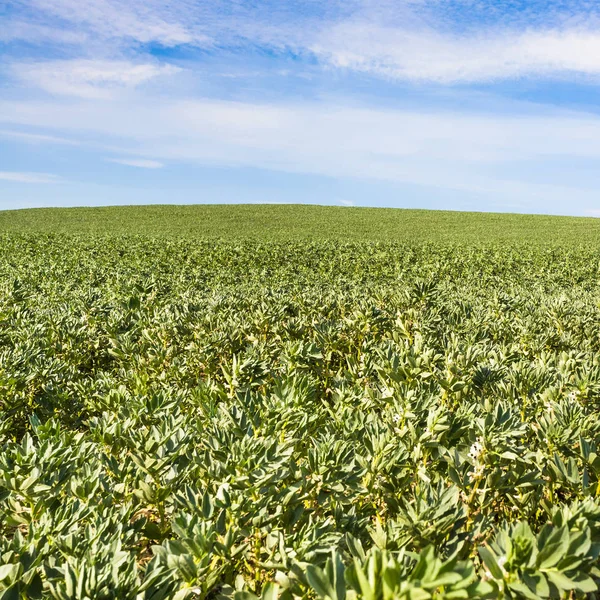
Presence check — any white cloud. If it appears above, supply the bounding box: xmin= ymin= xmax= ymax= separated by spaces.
xmin=0 ymin=171 xmax=63 ymax=184
xmin=4 ymin=0 xmax=334 ymax=50
xmin=12 ymin=59 xmax=181 ymax=98
xmin=16 ymin=0 xmax=200 ymax=47
xmin=0 ymin=129 xmax=81 ymax=145
xmin=0 ymin=19 xmax=87 ymax=45
xmin=338 ymin=199 xmax=356 ymax=206
xmin=7 ymin=1 xmax=600 ymax=85
xmin=311 ymin=24 xmax=600 ymax=83
xmin=107 ymin=158 xmax=164 ymax=168
xmin=4 ymin=94 xmax=600 ymax=204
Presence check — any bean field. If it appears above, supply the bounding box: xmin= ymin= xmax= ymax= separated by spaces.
xmin=3 ymin=207 xmax=600 ymax=599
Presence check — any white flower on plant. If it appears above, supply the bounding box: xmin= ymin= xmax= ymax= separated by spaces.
xmin=468 ymin=438 xmax=484 ymax=461
xmin=468 ymin=463 xmax=485 ymax=482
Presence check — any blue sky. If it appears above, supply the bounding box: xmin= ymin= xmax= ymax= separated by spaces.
xmin=3 ymin=1 xmax=600 ymax=215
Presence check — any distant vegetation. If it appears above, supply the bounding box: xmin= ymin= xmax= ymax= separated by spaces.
xmin=2 ymin=205 xmax=600 ymax=598
xmin=2 ymin=204 xmax=600 ymax=244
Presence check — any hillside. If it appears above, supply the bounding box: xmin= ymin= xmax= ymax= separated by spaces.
xmin=1 ymin=204 xmax=600 ymax=244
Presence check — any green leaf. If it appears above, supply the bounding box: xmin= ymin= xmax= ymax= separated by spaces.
xmin=478 ymin=546 xmax=504 ymax=580
xmin=352 ymin=558 xmax=374 ymax=600
xmin=570 ymin=573 xmax=597 ymax=593
xmin=545 ymin=570 xmax=577 ymax=591
xmin=234 ymin=592 xmax=259 ymax=600
xmin=522 ymin=572 xmax=549 ymax=597
xmin=27 ymin=572 xmax=44 ymax=600
xmin=0 ymin=565 xmax=19 ymax=584
xmin=0 ymin=584 xmax=20 ymax=600
xmin=202 ymin=490 xmax=214 ymax=519
xmin=537 ymin=526 xmax=569 ymax=569
xmin=507 ymin=580 xmax=541 ymax=600
xmin=261 ymin=582 xmax=280 ymax=600
xmin=306 ymin=565 xmax=335 ymax=600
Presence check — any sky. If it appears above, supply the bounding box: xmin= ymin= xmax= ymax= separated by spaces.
xmin=3 ymin=1 xmax=600 ymax=215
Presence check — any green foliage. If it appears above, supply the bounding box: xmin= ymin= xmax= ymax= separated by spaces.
xmin=2 ymin=229 xmax=600 ymax=598
xmin=2 ymin=204 xmax=600 ymax=245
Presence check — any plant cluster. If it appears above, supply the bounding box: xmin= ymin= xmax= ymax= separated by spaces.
xmin=2 ymin=235 xmax=600 ymax=599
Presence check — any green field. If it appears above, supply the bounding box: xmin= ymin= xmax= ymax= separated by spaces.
xmin=2 ymin=204 xmax=600 ymax=244
xmin=3 ymin=205 xmax=600 ymax=599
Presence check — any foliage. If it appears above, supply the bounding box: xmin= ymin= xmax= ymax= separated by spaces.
xmin=2 ymin=204 xmax=600 ymax=245
xmin=2 ymin=230 xmax=600 ymax=598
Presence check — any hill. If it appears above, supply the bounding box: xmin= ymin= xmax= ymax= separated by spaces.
xmin=1 ymin=203 xmax=599 ymax=244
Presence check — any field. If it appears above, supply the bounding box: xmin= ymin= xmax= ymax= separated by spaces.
xmin=3 ymin=204 xmax=600 ymax=244
xmin=2 ymin=205 xmax=600 ymax=599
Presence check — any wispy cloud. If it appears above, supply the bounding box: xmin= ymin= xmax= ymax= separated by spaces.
xmin=6 ymin=1 xmax=600 ymax=84
xmin=0 ymin=129 xmax=81 ymax=145
xmin=0 ymin=171 xmax=63 ymax=184
xmin=0 ymin=19 xmax=87 ymax=45
xmin=3 ymin=94 xmax=600 ymax=203
xmin=312 ymin=25 xmax=600 ymax=83
xmin=107 ymin=158 xmax=164 ymax=169
xmin=12 ymin=60 xmax=181 ymax=99
xmin=8 ymin=0 xmax=202 ymax=47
